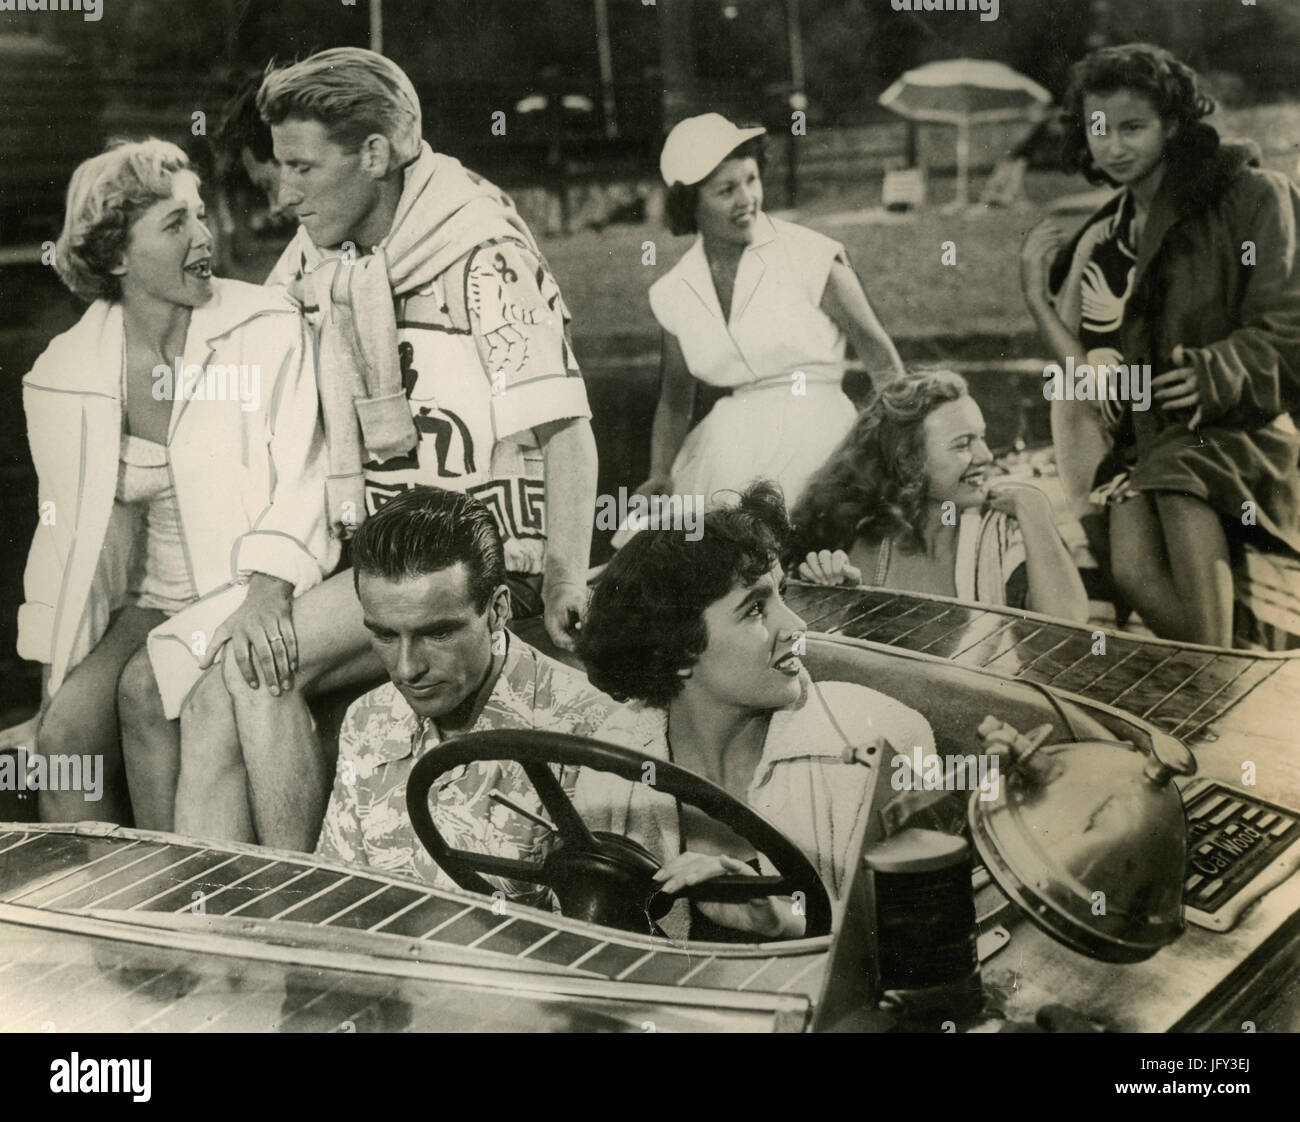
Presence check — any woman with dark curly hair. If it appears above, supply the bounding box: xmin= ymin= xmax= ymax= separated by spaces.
xmin=0 ymin=139 xmax=335 ymax=826
xmin=1020 ymin=42 xmax=1300 ymax=646
xmin=577 ymin=481 xmax=934 ymax=941
xmin=622 ymin=114 xmax=903 ymax=540
xmin=789 ymin=369 xmax=1088 ymax=621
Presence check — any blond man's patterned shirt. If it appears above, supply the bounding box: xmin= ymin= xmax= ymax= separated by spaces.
xmin=316 ymin=632 xmax=620 ymax=906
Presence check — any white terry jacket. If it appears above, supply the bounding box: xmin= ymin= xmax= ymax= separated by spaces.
xmin=18 ymin=278 xmax=339 ymax=699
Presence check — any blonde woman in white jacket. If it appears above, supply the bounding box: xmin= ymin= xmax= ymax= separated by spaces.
xmin=0 ymin=140 xmax=337 ymax=825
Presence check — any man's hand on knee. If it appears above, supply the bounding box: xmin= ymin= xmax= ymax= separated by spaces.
xmin=200 ymin=576 xmax=299 ymax=696
xmin=219 ymin=646 xmax=276 ymax=704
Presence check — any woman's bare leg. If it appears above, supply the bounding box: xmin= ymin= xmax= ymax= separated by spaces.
xmin=229 ymin=570 xmax=380 ymax=850
xmin=1051 ymin=399 xmax=1112 ymax=521
xmin=1154 ymin=493 xmax=1234 ymax=646
xmin=1111 ymin=493 xmax=1234 ymax=644
xmin=36 ymin=606 xmax=164 ymax=823
xmin=1110 ymin=495 xmax=1188 ymax=640
xmin=118 ymin=646 xmax=180 ymax=831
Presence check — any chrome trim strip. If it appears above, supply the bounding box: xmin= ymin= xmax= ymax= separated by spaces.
xmin=89 ymin=848 xmax=217 ymax=910
xmin=266 ymin=874 xmax=362 ymax=921
xmin=615 ymin=951 xmax=655 ymax=980
xmin=518 ymin=929 xmax=560 ymax=958
xmin=568 ymin=941 xmax=609 ymax=969
xmin=468 ymin=918 xmax=515 ymax=948
xmin=0 ymin=833 xmax=40 ymax=858
xmin=676 ymin=955 xmax=717 ymax=986
xmin=317 ymin=884 xmax=391 ymax=927
xmin=367 ymin=894 xmax=429 ymax=933
xmin=5 ymin=839 xmax=143 ymax=903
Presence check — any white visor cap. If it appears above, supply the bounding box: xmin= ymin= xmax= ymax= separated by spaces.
xmin=659 ymin=114 xmax=767 ymax=187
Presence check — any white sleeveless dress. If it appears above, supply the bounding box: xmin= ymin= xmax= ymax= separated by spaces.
xmin=648 ymin=214 xmax=859 ymax=510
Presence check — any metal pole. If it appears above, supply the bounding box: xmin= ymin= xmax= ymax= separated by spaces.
xmin=370 ymin=0 xmax=384 ymax=54
xmin=593 ymin=0 xmax=618 ymax=139
xmin=786 ymin=0 xmax=806 ymax=107
xmin=785 ymin=0 xmax=806 ymax=208
xmin=955 ymin=116 xmax=970 ymax=208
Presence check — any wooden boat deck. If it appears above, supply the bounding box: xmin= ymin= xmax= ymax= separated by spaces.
xmin=0 ymin=826 xmax=828 ymax=1032
xmin=786 ymin=582 xmax=1300 ymax=801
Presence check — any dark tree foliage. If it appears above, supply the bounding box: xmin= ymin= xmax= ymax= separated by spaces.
xmin=24 ymin=0 xmax=1300 ymax=130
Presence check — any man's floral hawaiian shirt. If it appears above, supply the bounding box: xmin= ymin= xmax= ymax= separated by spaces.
xmin=316 ymin=633 xmax=621 ymax=907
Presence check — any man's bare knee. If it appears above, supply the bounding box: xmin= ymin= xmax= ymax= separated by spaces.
xmin=217 ymin=650 xmax=283 ymax=715
xmin=180 ymin=671 xmax=241 ymax=762
xmin=218 ymin=643 xmax=335 ymax=710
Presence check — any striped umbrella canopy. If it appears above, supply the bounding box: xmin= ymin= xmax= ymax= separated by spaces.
xmin=879 ymin=58 xmax=1052 ymax=124
xmin=879 ymin=59 xmax=1052 ymax=208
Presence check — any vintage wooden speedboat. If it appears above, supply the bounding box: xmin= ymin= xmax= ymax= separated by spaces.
xmin=0 ymin=584 xmax=1297 ymax=1033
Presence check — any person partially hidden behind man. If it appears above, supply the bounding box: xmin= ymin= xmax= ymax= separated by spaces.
xmin=314 ymin=486 xmax=618 ymax=904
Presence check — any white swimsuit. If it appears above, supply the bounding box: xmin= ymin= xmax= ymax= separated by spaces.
xmin=116 ymin=434 xmax=196 ymax=614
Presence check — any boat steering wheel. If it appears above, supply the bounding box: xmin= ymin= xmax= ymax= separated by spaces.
xmin=405 ymin=729 xmax=833 ymax=938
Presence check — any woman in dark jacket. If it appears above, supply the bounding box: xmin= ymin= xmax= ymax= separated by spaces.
xmin=1020 ymin=43 xmax=1300 ymax=646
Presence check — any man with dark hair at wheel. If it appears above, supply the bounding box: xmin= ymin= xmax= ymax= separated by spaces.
xmin=314 ymin=486 xmax=618 ymax=904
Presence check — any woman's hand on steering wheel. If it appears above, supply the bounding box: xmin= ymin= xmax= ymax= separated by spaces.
xmin=655 ymin=851 xmax=805 ymax=939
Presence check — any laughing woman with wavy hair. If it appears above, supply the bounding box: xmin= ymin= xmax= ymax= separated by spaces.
xmin=789 ymin=369 xmax=1087 ymax=622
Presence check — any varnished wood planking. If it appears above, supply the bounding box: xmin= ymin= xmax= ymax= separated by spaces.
xmin=786 ymin=582 xmax=1297 ymax=753
xmin=918 ymin=608 xmax=1017 ymax=661
xmin=1144 ymin=654 xmax=1262 ymax=732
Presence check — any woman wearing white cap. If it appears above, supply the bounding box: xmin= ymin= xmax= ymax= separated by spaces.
xmin=631 ymin=113 xmax=905 ymax=517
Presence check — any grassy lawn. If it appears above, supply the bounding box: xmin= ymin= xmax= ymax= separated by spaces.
xmin=548 ymin=100 xmax=1300 ymax=363
xmin=547 ymin=168 xmax=1085 ymax=358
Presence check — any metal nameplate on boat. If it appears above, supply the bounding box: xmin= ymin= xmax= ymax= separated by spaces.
xmin=1182 ymin=780 xmax=1300 ymax=931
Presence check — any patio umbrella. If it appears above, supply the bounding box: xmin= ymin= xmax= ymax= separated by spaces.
xmin=879 ymin=58 xmax=1052 ymax=208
